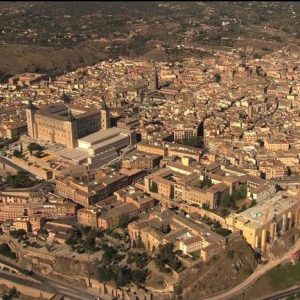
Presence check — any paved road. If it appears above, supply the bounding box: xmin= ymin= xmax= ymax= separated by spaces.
xmin=33 ymin=273 xmax=104 ymax=300
xmin=0 ymin=256 xmax=106 ymax=300
xmin=258 ymin=285 xmax=300 ymax=300
xmin=199 ymin=238 xmax=300 ymax=300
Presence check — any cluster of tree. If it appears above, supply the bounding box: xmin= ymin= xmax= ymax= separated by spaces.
xmin=128 ymin=35 xmax=154 ymax=56
xmin=0 ymin=137 xmax=19 ymax=150
xmin=159 ymin=224 xmax=171 ymax=234
xmin=37 ymin=228 xmax=49 ymax=237
xmin=214 ymin=73 xmax=221 ymax=83
xmin=215 ymin=185 xmax=247 ymax=217
xmin=106 ymin=230 xmax=124 ymax=240
xmin=102 ymin=243 xmax=124 ymax=264
xmin=253 ymin=52 xmax=262 ymax=59
xmin=154 ymin=243 xmax=182 ymax=273
xmin=2 ymin=287 xmax=20 ymax=300
xmin=127 ymin=251 xmax=149 ymax=269
xmin=12 ymin=149 xmax=23 ymax=158
xmin=0 ymin=243 xmax=17 ymax=260
xmin=237 ymin=199 xmax=257 ymax=213
xmin=10 ymin=229 xmax=27 ymax=240
xmin=179 ymin=136 xmax=203 ymax=149
xmin=200 ymin=215 xmax=217 ymax=227
xmin=5 ymin=171 xmax=37 ymax=188
xmin=214 ymin=227 xmax=232 ymax=237
xmin=65 ymin=226 xmax=102 ymax=254
xmin=97 ymin=264 xmax=147 ymax=287
xmin=195 ymin=176 xmax=213 ymax=189
xmin=27 ymin=142 xmax=44 ymax=155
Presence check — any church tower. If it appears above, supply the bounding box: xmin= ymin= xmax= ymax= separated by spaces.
xmin=26 ymin=99 xmax=37 ymax=138
xmin=99 ymin=100 xmax=111 ymax=130
xmin=150 ymin=62 xmax=158 ymax=91
xmin=248 ymin=100 xmax=253 ymax=119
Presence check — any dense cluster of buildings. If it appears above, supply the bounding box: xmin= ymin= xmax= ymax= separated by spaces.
xmin=0 ymin=44 xmax=300 ymax=271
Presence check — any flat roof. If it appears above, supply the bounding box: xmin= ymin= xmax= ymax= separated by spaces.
xmin=238 ymin=192 xmax=300 ymax=226
xmin=56 ymin=148 xmax=89 ymax=162
xmin=89 ymin=134 xmax=128 ymax=150
xmin=78 ymin=127 xmax=122 ymax=145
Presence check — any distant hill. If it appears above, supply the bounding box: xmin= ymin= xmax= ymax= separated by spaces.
xmin=0 ymin=1 xmax=299 ymax=81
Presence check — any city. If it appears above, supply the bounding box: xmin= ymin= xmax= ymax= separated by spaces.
xmin=0 ymin=2 xmax=299 ymax=300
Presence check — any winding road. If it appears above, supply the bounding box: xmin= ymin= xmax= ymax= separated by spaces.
xmin=199 ymin=238 xmax=300 ymax=300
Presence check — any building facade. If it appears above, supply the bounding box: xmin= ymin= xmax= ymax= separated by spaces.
xmin=26 ymin=100 xmax=111 ymax=149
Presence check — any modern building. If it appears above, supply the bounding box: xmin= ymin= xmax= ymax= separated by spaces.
xmin=56 ymin=127 xmax=132 ymax=169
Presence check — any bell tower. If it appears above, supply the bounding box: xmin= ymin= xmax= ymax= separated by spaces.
xmin=99 ymin=100 xmax=111 ymax=130
xmin=26 ymin=99 xmax=37 ymax=138
xmin=150 ymin=61 xmax=158 ymax=91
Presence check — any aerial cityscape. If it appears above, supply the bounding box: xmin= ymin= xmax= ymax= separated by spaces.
xmin=0 ymin=1 xmax=300 ymax=300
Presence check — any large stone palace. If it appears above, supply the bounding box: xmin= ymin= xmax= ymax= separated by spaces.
xmin=26 ymin=100 xmax=110 ymax=148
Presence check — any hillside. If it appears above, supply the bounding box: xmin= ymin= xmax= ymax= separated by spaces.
xmin=0 ymin=1 xmax=299 ymax=80
xmin=179 ymin=237 xmax=258 ymax=299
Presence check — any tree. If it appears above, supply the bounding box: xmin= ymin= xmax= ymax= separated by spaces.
xmin=97 ymin=265 xmax=113 ymax=282
xmin=180 ymin=136 xmax=202 ymax=148
xmin=160 ymin=224 xmax=171 ymax=234
xmin=6 ymin=171 xmax=36 ymax=188
xmin=83 ymin=237 xmax=96 ymax=252
xmin=62 ymin=91 xmax=72 ymax=103
xmin=27 ymin=142 xmax=44 ymax=155
xmin=116 ymin=267 xmax=132 ymax=287
xmin=10 ymin=229 xmax=27 ymax=240
xmin=0 ymin=243 xmax=17 ymax=259
xmin=174 ymin=283 xmax=183 ymax=295
xmin=131 ymin=269 xmax=147 ymax=285
xmin=214 ymin=73 xmax=221 ymax=83
xmin=65 ymin=227 xmax=82 ymax=245
xmin=155 ymin=243 xmax=181 ymax=273
xmin=10 ymin=286 xmax=20 ymax=298
xmin=13 ymin=150 xmax=23 ymax=158
xmin=219 ymin=193 xmax=231 ymax=208
xmin=227 ymin=249 xmax=234 ymax=259
xmin=119 ymin=213 xmax=130 ymax=228
xmin=253 ymin=52 xmax=262 ymax=59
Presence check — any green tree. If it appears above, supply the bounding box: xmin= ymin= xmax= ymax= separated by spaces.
xmin=180 ymin=136 xmax=202 ymax=148
xmin=27 ymin=142 xmax=44 ymax=155
xmin=65 ymin=227 xmax=82 ymax=245
xmin=116 ymin=267 xmax=132 ymax=287
xmin=131 ymin=269 xmax=147 ymax=284
xmin=97 ymin=265 xmax=113 ymax=282
xmin=0 ymin=243 xmax=17 ymax=259
xmin=253 ymin=52 xmax=262 ymax=59
xmin=13 ymin=150 xmax=23 ymax=158
xmin=174 ymin=283 xmax=183 ymax=295
xmin=83 ymin=237 xmax=96 ymax=252
xmin=155 ymin=243 xmax=181 ymax=273
xmin=214 ymin=73 xmax=221 ymax=83
xmin=119 ymin=213 xmax=130 ymax=228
